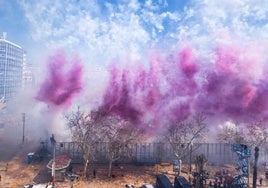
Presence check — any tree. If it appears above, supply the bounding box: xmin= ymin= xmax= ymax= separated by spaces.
xmin=194 ymin=154 xmax=208 ymax=188
xmin=244 ymin=122 xmax=268 ymax=188
xmin=66 ymin=108 xmax=141 ymax=178
xmin=101 ymin=115 xmax=141 ymax=177
xmin=217 ymin=121 xmax=246 ymax=144
xmin=217 ymin=120 xmax=268 ymax=147
xmin=246 ymin=121 xmax=268 ymax=148
xmin=164 ymin=114 xmax=207 ymax=164
xmin=66 ymin=107 xmax=106 ymax=178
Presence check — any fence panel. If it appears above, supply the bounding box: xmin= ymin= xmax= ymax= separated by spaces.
xmin=51 ymin=142 xmax=268 ymax=166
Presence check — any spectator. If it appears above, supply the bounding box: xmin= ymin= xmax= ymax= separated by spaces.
xmin=260 ymin=177 xmax=263 ymax=186
xmin=68 ymin=165 xmax=73 ymax=173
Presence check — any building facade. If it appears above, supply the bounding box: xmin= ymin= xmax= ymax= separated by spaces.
xmin=0 ymin=33 xmax=25 ymax=101
xmin=22 ymin=54 xmax=33 ymax=90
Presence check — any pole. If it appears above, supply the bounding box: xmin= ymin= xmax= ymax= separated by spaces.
xmin=253 ymin=147 xmax=259 ymax=188
xmin=189 ymin=143 xmax=192 ymax=184
xmin=50 ymin=134 xmax=56 ymax=187
xmin=190 ymin=143 xmax=192 ymax=174
xmin=22 ymin=113 xmax=25 ymax=144
xmin=52 ymin=143 xmax=56 ymax=187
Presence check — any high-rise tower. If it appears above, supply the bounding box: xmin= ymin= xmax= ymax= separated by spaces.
xmin=0 ymin=32 xmax=25 ymax=101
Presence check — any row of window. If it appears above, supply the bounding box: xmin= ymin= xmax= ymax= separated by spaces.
xmin=0 ymin=42 xmax=23 ymax=52
xmin=0 ymin=41 xmax=25 ymax=100
xmin=0 ymin=58 xmax=23 ymax=65
xmin=0 ymin=51 xmax=23 ymax=57
xmin=0 ymin=85 xmax=21 ymax=95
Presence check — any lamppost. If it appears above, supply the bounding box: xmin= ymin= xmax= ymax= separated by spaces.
xmin=189 ymin=142 xmax=193 ymax=174
xmin=22 ymin=113 xmax=25 ymax=144
xmin=189 ymin=142 xmax=193 ymax=184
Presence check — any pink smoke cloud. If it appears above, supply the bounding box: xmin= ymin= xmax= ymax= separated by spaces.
xmin=100 ymin=43 xmax=268 ymax=134
xmin=36 ymin=51 xmax=83 ymax=109
xmin=35 ymin=43 xmax=268 ymax=134
xmin=100 ymin=46 xmax=199 ymax=133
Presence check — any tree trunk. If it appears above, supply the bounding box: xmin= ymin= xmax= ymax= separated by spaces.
xmin=108 ymin=159 xmax=113 ymax=178
xmin=83 ymin=150 xmax=90 ymax=178
xmin=83 ymin=159 xmax=89 ymax=178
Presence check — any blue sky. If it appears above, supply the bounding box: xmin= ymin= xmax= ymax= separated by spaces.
xmin=0 ymin=0 xmax=28 ymax=44
xmin=1 ymin=0 xmax=268 ymax=67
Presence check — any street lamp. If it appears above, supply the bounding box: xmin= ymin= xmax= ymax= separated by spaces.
xmin=22 ymin=113 xmax=25 ymax=144
xmin=189 ymin=142 xmax=193 ymax=174
xmin=189 ymin=142 xmax=193 ymax=184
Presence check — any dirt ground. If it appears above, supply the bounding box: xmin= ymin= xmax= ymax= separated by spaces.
xmin=1 ymin=141 xmax=268 ymax=188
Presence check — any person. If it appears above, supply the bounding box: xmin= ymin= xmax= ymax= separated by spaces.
xmin=208 ymin=180 xmax=212 ymax=187
xmin=260 ymin=177 xmax=263 ymax=186
xmin=68 ymin=165 xmax=73 ymax=173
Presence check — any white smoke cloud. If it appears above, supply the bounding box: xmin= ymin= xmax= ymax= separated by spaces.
xmin=15 ymin=0 xmax=268 ymax=140
xmin=20 ymin=0 xmax=268 ymax=60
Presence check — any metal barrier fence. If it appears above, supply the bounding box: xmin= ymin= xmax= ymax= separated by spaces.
xmin=52 ymin=142 xmax=268 ymax=166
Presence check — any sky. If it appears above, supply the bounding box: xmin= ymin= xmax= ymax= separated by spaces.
xmin=1 ymin=0 xmax=266 ymax=66
xmin=0 ymin=0 xmax=187 ymax=65
xmin=1 ymin=0 xmax=268 ymax=136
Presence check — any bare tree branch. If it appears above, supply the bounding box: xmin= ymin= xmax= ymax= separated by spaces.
xmin=66 ymin=108 xmax=106 ymax=178
xmin=164 ymin=114 xmax=207 ymax=161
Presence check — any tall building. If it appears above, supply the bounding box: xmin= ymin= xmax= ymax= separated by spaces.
xmin=0 ymin=32 xmax=25 ymax=101
xmin=22 ymin=54 xmax=33 ymax=90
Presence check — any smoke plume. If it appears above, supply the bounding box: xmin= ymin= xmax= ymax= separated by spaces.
xmin=100 ymin=43 xmax=268 ymax=134
xmin=36 ymin=51 xmax=83 ymax=109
